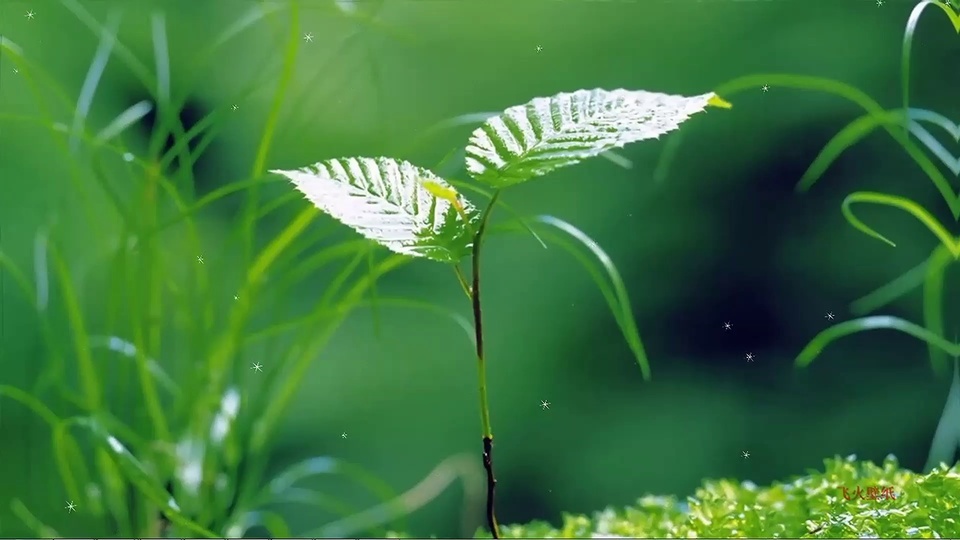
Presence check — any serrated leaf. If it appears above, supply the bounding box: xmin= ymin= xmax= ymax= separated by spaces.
xmin=272 ymin=157 xmax=479 ymax=263
xmin=464 ymin=88 xmax=720 ymax=187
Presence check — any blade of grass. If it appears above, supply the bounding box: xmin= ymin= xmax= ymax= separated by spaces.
xmin=923 ymin=245 xmax=955 ymax=377
xmin=9 ymin=500 xmax=60 ymax=538
xmin=849 ymin=257 xmax=928 ymax=315
xmin=69 ymin=9 xmax=121 ymax=153
xmin=48 ymin=244 xmax=101 ymax=410
xmin=708 ymin=74 xmax=960 ymax=217
xmin=308 ymin=454 xmax=483 ymax=538
xmin=500 ymin=215 xmax=652 ymax=380
xmin=902 ymin=1 xmax=960 ymax=121
xmin=923 ymin=358 xmax=960 ymax=472
xmin=795 ymin=315 xmax=960 ymax=369
xmin=60 ymin=416 xmax=220 ymax=538
xmin=241 ymin=3 xmax=301 ymax=265
xmin=94 ymin=100 xmax=153 ymax=144
xmin=840 ymin=191 xmax=960 ymax=256
xmin=256 ymin=456 xmax=400 ymax=523
xmin=250 ymin=255 xmax=411 ymax=453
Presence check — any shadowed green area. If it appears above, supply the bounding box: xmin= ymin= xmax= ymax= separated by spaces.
xmin=1 ymin=0 xmax=959 ymax=537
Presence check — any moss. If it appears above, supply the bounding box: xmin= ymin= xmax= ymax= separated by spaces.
xmin=466 ymin=456 xmax=960 ymax=538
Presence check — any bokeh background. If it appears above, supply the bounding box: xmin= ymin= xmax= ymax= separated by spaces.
xmin=2 ymin=0 xmax=960 ymax=537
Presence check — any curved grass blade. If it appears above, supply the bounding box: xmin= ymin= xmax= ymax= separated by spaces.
xmin=797 ymin=109 xmax=959 ymax=208
xmin=58 ymin=417 xmax=219 ymax=538
xmin=0 ymin=387 xmax=94 ymax=513
xmin=451 ymin=181 xmax=547 ymax=249
xmin=653 ymin=132 xmax=685 ymax=184
xmin=849 ymin=257 xmax=928 ymax=315
xmin=903 ymin=1 xmax=960 ymax=119
xmin=923 ymin=246 xmax=955 ymax=377
xmin=88 ymin=335 xmax=181 ymax=395
xmin=257 ymin=456 xmax=400 ymax=525
xmin=48 ymin=244 xmax=101 ymax=410
xmin=9 ymin=500 xmax=59 ymax=538
xmin=94 ymin=100 xmax=153 ymax=144
xmin=307 ymin=454 xmax=483 ymax=538
xmin=151 ymin=176 xmax=285 ymax=235
xmin=223 ymin=510 xmax=291 ymax=538
xmin=841 ymin=191 xmax=960 ymax=256
xmin=513 ymin=215 xmax=651 ymax=380
xmin=262 ymin=487 xmax=356 ymax=520
xmin=709 ymin=74 xmax=960 ymax=217
xmin=70 ymin=9 xmax=121 ymax=153
xmin=0 ymin=250 xmax=68 ymax=395
xmin=923 ymin=359 xmax=960 ymax=472
xmin=241 ymin=2 xmax=301 ymax=265
xmin=795 ymin=316 xmax=960 ymax=369
xmin=250 ymin=255 xmax=411 ymax=453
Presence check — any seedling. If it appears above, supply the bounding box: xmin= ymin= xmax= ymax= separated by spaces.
xmin=272 ymin=88 xmax=731 ymax=536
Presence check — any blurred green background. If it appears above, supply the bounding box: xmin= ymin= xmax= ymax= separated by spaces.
xmin=2 ymin=0 xmax=960 ymax=537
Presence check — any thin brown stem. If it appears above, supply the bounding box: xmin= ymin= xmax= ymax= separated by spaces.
xmin=471 ymin=189 xmax=501 ymax=538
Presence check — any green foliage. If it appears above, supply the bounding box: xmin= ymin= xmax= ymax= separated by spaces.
xmin=274 ymin=86 xmax=726 ymax=536
xmin=491 ymin=457 xmax=960 ymax=539
xmin=664 ymin=0 xmax=960 ymax=473
xmin=1 ymin=2 xmax=414 ymax=537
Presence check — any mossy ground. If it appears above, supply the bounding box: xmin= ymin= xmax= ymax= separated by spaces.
xmin=436 ymin=456 xmax=960 ymax=538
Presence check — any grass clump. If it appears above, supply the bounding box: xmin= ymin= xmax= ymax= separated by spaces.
xmin=492 ymin=456 xmax=960 ymax=538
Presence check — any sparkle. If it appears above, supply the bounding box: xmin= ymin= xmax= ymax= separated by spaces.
xmin=745 ymin=352 xmax=755 ymax=362
xmin=536 ymin=45 xmax=543 ymax=52
xmin=723 ymin=321 xmax=732 ymax=330
xmin=231 ymin=104 xmax=238 ymax=111
xmin=540 ymin=400 xmax=550 ymax=410
xmin=304 ymin=32 xmax=314 ymax=42
xmin=197 ymin=255 xmax=204 ymax=264
xmin=65 ymin=501 xmax=77 ymax=512
xmin=234 ymin=295 xmax=239 ymax=300
xmin=25 ymin=10 xmax=36 ymax=19
xmin=825 ymin=312 xmax=835 ymax=320
xmin=762 ymin=85 xmax=770 ymax=92
xmin=13 ymin=68 xmax=18 ymax=74
xmin=251 ymin=362 xmax=263 ymax=372
xmin=742 ymin=451 xmax=751 ymax=459
xmin=876 ymin=0 xmax=883 ymax=5
xmin=341 ymin=432 xmax=347 ymax=438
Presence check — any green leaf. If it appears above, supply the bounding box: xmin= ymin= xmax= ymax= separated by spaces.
xmin=272 ymin=157 xmax=479 ymax=263
xmin=464 ymin=88 xmax=721 ymax=187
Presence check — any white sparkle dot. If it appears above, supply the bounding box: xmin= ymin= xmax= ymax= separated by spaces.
xmin=65 ymin=500 xmax=77 ymax=512
xmin=304 ymin=32 xmax=314 ymax=42
xmin=197 ymin=255 xmax=204 ymax=264
xmin=723 ymin=321 xmax=732 ymax=330
xmin=25 ymin=10 xmax=36 ymax=19
xmin=341 ymin=432 xmax=347 ymax=438
xmin=122 ymin=152 xmax=134 ymax=162
xmin=251 ymin=362 xmax=263 ymax=372
xmin=540 ymin=400 xmax=550 ymax=410
xmin=742 ymin=450 xmax=750 ymax=459
xmin=745 ymin=352 xmax=755 ymax=362
xmin=762 ymin=85 xmax=770 ymax=92
xmin=536 ymin=45 xmax=543 ymax=52
xmin=231 ymin=104 xmax=238 ymax=111
xmin=825 ymin=312 xmax=835 ymax=320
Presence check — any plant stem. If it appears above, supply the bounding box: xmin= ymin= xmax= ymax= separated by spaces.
xmin=471 ymin=190 xmax=502 ymax=538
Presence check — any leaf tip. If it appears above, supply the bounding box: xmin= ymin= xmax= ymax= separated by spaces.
xmin=707 ymin=94 xmax=733 ymax=110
